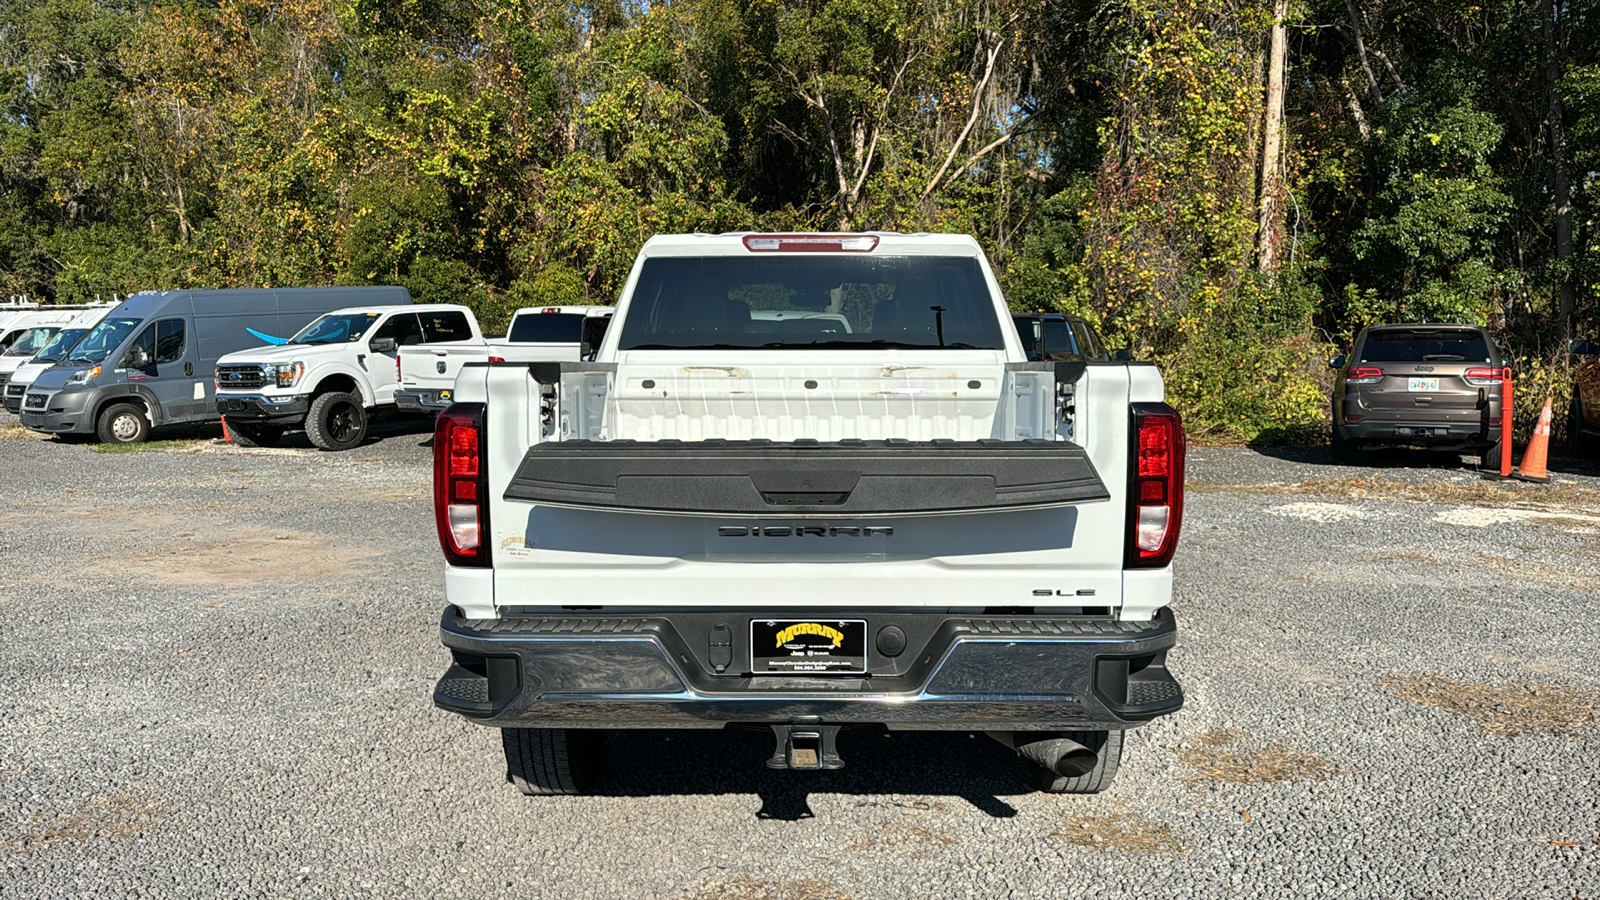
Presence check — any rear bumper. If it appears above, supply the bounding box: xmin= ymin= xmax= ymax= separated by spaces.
xmin=216 ymin=393 xmax=309 ymax=422
xmin=1339 ymin=418 xmax=1492 ymax=445
xmin=395 ymin=389 xmax=450 ymax=412
xmin=434 ymin=607 xmax=1182 ymax=730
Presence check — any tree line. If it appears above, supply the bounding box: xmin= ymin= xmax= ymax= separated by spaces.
xmin=2 ymin=0 xmax=1593 ymax=441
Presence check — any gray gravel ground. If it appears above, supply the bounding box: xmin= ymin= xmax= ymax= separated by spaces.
xmin=3 ymin=421 xmax=1599 ymax=899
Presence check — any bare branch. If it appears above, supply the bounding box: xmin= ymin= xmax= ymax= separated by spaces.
xmin=848 ymin=50 xmax=917 ymax=204
xmin=920 ymin=37 xmax=1005 ymax=203
xmin=940 ymin=130 xmax=1016 ymax=192
xmin=1343 ymin=0 xmax=1382 ymax=104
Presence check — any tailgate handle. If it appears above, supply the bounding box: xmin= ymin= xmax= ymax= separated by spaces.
xmin=751 ymin=469 xmax=859 ymax=506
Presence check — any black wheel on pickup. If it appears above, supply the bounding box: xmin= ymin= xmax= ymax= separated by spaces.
xmin=502 ymin=728 xmax=605 ymax=795
xmin=1034 ymin=730 xmax=1123 ymax=794
xmin=305 ymin=390 xmax=366 ymax=451
xmin=229 ymin=422 xmax=283 ymax=448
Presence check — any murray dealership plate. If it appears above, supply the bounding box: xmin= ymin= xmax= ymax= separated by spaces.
xmin=751 ymin=619 xmax=867 ymax=674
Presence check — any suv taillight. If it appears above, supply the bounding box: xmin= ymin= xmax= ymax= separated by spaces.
xmin=1126 ymin=403 xmax=1185 ymax=569
xmin=1463 ymin=366 xmax=1505 ymax=386
xmin=434 ymin=403 xmax=489 ymax=567
xmin=1345 ymin=367 xmax=1384 ymax=384
xmin=396 ymin=354 xmax=402 ymax=383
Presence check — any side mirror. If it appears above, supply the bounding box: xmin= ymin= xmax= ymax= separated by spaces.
xmin=1111 ymin=348 xmax=1133 ymax=362
xmin=579 ymin=317 xmax=610 ymax=361
xmin=1329 ymin=355 xmax=1346 ymax=369
xmin=1031 ymin=340 xmax=1045 ymax=358
xmin=369 ymin=337 xmax=397 ymax=353
xmin=122 ymin=346 xmax=150 ymax=369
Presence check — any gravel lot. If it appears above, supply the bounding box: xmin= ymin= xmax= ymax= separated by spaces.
xmin=3 ymin=420 xmax=1599 ymax=899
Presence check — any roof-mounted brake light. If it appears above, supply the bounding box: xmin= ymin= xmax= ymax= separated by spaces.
xmin=742 ymin=234 xmax=880 ymax=252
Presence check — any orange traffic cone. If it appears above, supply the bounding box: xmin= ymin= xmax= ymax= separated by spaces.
xmin=1514 ymin=398 xmax=1552 ymax=483
xmin=220 ymin=416 xmax=233 ymax=443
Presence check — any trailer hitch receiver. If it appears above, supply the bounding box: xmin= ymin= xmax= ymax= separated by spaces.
xmin=767 ymin=724 xmax=844 ymax=770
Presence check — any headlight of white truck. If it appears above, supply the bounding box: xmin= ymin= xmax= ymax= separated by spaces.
xmin=275 ymin=362 xmax=304 ymax=388
xmin=66 ymin=365 xmax=101 ymax=385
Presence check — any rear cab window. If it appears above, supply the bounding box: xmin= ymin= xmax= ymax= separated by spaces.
xmin=509 ymin=313 xmax=585 ymax=343
xmin=1359 ymin=329 xmax=1494 ymax=363
xmin=618 ymin=256 xmax=1005 ymax=350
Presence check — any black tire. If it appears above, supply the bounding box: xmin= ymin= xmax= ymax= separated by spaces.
xmin=229 ymin=422 xmax=284 ymax=448
xmin=304 ymin=391 xmax=367 ymax=451
xmin=1330 ymin=402 xmax=1357 ymax=463
xmin=1477 ymin=439 xmax=1501 ymax=470
xmin=502 ymin=728 xmax=605 ymax=796
xmin=1035 ymin=730 xmax=1124 ymax=794
xmin=95 ymin=402 xmax=150 ymax=444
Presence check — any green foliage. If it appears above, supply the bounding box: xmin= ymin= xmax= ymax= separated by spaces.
xmin=1348 ymin=67 xmax=1513 ymax=324
xmin=0 ymin=0 xmax=1595 ymax=446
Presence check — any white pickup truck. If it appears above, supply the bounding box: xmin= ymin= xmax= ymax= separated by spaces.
xmin=430 ymin=233 xmax=1185 ymax=795
xmin=395 ymin=305 xmax=613 ymax=413
xmin=215 ymin=303 xmax=479 ymax=449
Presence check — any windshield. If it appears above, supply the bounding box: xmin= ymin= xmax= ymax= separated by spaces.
xmin=1360 ymin=329 xmax=1492 ymax=363
xmin=68 ymin=318 xmax=141 ymax=364
xmin=3 ymin=327 xmax=60 ymax=357
xmin=290 ymin=313 xmax=380 ymax=345
xmin=33 ymin=328 xmax=88 ymax=364
xmin=508 ymin=313 xmax=586 ymax=343
xmin=617 ymin=256 xmax=1006 ymax=350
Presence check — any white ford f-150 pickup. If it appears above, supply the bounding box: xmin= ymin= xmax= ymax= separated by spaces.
xmin=215 ymin=303 xmax=479 ymax=449
xmin=395 ymin=305 xmax=613 ymax=413
xmin=431 ymin=233 xmax=1186 ymax=795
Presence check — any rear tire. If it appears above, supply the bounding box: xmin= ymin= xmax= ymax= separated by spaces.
xmin=95 ymin=402 xmax=149 ymax=444
xmin=502 ymin=728 xmax=605 ymax=795
xmin=305 ymin=391 xmax=366 ymax=451
xmin=229 ymin=422 xmax=283 ymax=448
xmin=1035 ymin=729 xmax=1123 ymax=794
xmin=1477 ymin=439 xmax=1501 ymax=470
xmin=1330 ymin=404 xmax=1357 ymax=463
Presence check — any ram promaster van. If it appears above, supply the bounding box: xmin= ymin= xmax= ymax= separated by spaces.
xmin=2 ymin=307 xmax=113 ymax=415
xmin=20 ymin=287 xmax=407 ymax=443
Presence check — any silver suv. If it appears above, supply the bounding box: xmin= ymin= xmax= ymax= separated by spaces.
xmin=1330 ymin=324 xmax=1506 ymax=460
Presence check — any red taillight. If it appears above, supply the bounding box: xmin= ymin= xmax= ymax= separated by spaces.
xmin=396 ymin=354 xmax=402 ymax=382
xmin=488 ymin=356 xmax=505 ymax=363
xmin=742 ymin=234 xmax=879 ymax=252
xmin=1463 ymin=366 xmax=1505 ymax=386
xmin=434 ymin=403 xmax=489 ymax=567
xmin=1126 ymin=403 xmax=1185 ymax=569
xmin=1345 ymin=367 xmax=1384 ymax=384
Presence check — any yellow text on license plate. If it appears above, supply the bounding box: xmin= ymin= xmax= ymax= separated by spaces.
xmin=1408 ymin=377 xmax=1439 ymax=392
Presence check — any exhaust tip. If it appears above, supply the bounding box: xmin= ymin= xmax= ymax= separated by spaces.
xmin=1054 ymin=746 xmax=1099 ymax=777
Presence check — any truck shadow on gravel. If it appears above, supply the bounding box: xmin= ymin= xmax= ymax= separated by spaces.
xmin=589 ymin=728 xmax=1031 ymax=820
xmin=1245 ymin=443 xmax=1600 ymax=477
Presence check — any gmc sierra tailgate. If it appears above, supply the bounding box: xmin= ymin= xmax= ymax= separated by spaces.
xmin=481 ymin=359 xmax=1136 ymax=611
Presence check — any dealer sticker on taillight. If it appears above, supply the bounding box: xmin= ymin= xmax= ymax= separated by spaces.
xmin=1408 ymin=377 xmax=1439 ymax=392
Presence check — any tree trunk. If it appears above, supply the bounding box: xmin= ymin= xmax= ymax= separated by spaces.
xmin=1344 ymin=0 xmax=1382 ymax=104
xmin=1541 ymin=0 xmax=1574 ymax=343
xmin=1257 ymin=0 xmax=1289 ymax=273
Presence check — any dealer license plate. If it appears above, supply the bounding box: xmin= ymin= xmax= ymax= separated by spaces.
xmin=1408 ymin=377 xmax=1439 ymax=392
xmin=751 ymin=619 xmax=868 ymax=674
